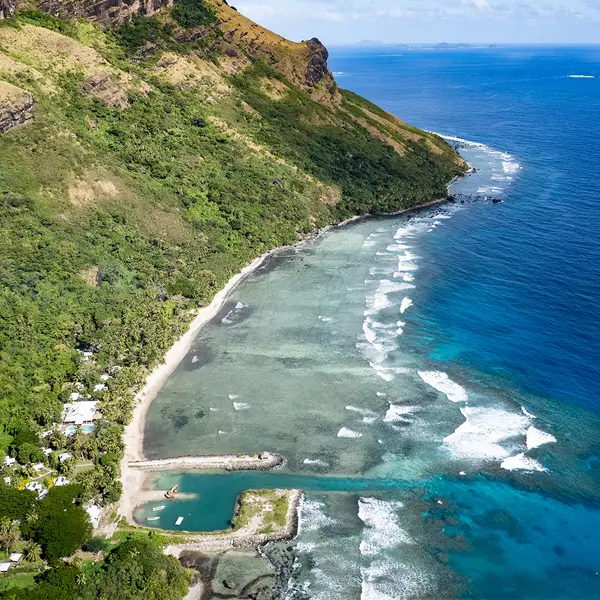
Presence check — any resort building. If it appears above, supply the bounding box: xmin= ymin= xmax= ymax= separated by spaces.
xmin=58 ymin=452 xmax=72 ymax=463
xmin=3 ymin=457 xmax=15 ymax=467
xmin=62 ymin=400 xmax=100 ymax=426
xmin=25 ymin=482 xmax=43 ymax=496
xmin=53 ymin=476 xmax=70 ymax=486
xmin=9 ymin=554 xmax=22 ymax=564
xmin=0 ymin=563 xmax=11 ymax=573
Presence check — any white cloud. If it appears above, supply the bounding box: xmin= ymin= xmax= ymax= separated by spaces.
xmin=462 ymin=0 xmax=491 ymax=9
xmin=234 ymin=0 xmax=600 ymax=43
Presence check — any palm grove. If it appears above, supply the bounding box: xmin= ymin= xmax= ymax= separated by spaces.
xmin=0 ymin=0 xmax=464 ymax=595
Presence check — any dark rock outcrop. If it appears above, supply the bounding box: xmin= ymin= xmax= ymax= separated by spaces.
xmin=36 ymin=0 xmax=173 ymax=27
xmin=0 ymin=0 xmax=17 ymax=19
xmin=305 ymin=37 xmax=331 ymax=86
xmin=0 ymin=82 xmax=34 ymax=133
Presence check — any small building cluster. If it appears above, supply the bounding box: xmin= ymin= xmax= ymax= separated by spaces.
xmin=0 ymin=553 xmax=22 ymax=573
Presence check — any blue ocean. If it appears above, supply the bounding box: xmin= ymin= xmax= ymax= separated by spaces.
xmin=142 ymin=46 xmax=600 ymax=598
xmin=330 ymin=45 xmax=600 ymax=414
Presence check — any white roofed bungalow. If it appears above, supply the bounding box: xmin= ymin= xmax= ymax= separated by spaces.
xmin=62 ymin=401 xmax=100 ymax=426
xmin=25 ymin=482 xmax=44 ymax=497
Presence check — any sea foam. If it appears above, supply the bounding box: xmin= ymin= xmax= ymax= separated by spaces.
xmin=361 ymin=561 xmax=432 ymax=600
xmin=418 ymin=371 xmax=467 ymax=402
xmin=501 ymin=453 xmax=547 ymax=472
xmin=298 ymin=498 xmax=336 ymax=533
xmin=358 ymin=497 xmax=411 ymax=556
xmin=233 ymin=402 xmax=251 ymax=411
xmin=303 ymin=458 xmax=329 ymax=468
xmin=384 ymin=404 xmax=418 ymax=422
xmin=400 ymin=298 xmax=413 ymax=314
xmin=443 ymin=406 xmax=529 ymax=460
xmin=338 ymin=427 xmax=363 ymax=438
xmin=526 ymin=426 xmax=557 ymax=449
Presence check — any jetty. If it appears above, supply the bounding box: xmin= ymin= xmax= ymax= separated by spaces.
xmin=128 ymin=452 xmax=284 ymax=472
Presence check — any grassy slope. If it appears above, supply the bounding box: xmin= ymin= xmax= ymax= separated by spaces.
xmin=0 ymin=3 xmax=465 ymax=502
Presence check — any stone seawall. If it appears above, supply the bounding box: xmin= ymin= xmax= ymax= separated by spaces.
xmin=0 ymin=82 xmax=34 ymax=133
xmin=129 ymin=452 xmax=284 ymax=472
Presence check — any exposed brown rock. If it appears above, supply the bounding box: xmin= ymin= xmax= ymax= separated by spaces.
xmin=0 ymin=81 xmax=34 ymax=133
xmin=36 ymin=0 xmax=173 ymax=27
xmin=80 ymin=72 xmax=129 ymax=108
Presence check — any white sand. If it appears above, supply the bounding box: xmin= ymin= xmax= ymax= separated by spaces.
xmin=118 ymin=252 xmax=270 ymax=523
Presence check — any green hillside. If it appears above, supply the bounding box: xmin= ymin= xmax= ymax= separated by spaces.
xmin=0 ymin=0 xmax=465 ymax=595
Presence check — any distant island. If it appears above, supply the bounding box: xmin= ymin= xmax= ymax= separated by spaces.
xmin=345 ymin=40 xmax=500 ymax=50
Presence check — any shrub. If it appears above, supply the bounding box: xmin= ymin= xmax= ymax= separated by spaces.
xmin=171 ymin=0 xmax=217 ymax=28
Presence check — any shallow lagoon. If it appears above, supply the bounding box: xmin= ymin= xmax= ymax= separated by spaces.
xmin=141 ymin=46 xmax=600 ymax=599
xmin=141 ymin=154 xmax=600 ymax=596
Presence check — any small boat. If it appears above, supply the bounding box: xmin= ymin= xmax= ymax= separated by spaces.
xmin=175 ymin=516 xmax=184 ymax=526
xmin=165 ymin=484 xmax=179 ymax=499
xmin=152 ymin=506 xmax=166 ymax=512
xmin=147 ymin=517 xmax=160 ymax=522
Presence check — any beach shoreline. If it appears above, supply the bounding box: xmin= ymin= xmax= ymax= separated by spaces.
xmin=117 ymin=185 xmax=468 ymax=527
xmin=119 ymin=252 xmax=273 ymax=524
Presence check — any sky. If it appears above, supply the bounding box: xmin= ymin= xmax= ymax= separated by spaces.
xmin=234 ymin=0 xmax=600 ymax=45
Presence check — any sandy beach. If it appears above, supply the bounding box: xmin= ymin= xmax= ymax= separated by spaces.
xmin=117 ymin=192 xmax=463 ymax=526
xmin=118 ymin=252 xmax=272 ymax=524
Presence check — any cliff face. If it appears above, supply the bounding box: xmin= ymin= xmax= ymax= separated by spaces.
xmin=0 ymin=0 xmax=18 ymax=18
xmin=0 ymin=81 xmax=34 ymax=132
xmin=199 ymin=0 xmax=337 ymax=98
xmin=3 ymin=0 xmax=172 ymax=24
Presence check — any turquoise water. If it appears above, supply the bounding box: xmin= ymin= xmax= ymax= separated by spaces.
xmin=142 ymin=47 xmax=600 ymax=598
xmin=135 ymin=472 xmax=415 ymax=531
xmin=64 ymin=423 xmax=94 ymax=435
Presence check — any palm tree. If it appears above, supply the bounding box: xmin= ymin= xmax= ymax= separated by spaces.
xmin=0 ymin=520 xmax=21 ymax=553
xmin=76 ymin=571 xmax=86 ymax=586
xmin=25 ymin=511 xmax=38 ymax=525
xmin=0 ymin=518 xmax=11 ymax=536
xmin=23 ymin=541 xmax=42 ymax=563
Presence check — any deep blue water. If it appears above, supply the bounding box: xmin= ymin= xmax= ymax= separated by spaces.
xmin=331 ymin=46 xmax=600 ymax=413
xmin=322 ymin=45 xmax=600 ymax=599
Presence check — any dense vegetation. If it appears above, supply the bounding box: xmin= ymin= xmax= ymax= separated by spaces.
xmin=0 ymin=537 xmax=191 ymax=599
xmin=0 ymin=485 xmax=90 ymax=561
xmin=0 ymin=1 xmax=464 ymax=595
